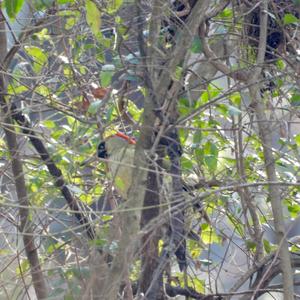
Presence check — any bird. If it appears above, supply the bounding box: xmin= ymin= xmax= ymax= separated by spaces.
xmin=98 ymin=132 xmax=136 ymax=199
xmin=97 ymin=132 xmax=208 ymax=272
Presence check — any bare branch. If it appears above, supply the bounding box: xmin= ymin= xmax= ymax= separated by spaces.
xmin=0 ymin=10 xmax=48 ymax=299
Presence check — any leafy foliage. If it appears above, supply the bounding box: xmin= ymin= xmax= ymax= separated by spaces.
xmin=4 ymin=0 xmax=24 ymax=19
xmin=1 ymin=0 xmax=300 ymax=299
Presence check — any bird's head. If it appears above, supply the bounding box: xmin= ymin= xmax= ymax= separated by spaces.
xmin=98 ymin=132 xmax=136 ymax=159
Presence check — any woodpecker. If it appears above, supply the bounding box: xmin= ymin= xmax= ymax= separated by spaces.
xmin=98 ymin=132 xmax=136 ymax=199
xmin=97 ymin=132 xmax=194 ymax=271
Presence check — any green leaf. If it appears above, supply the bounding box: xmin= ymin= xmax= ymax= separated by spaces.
xmin=188 ymin=240 xmax=202 ymax=258
xmin=172 ymin=66 xmax=182 ymax=81
xmin=35 ymin=85 xmax=51 ymax=97
xmin=100 ymin=65 xmax=115 ymax=87
xmin=61 ymin=10 xmax=79 ymax=30
xmin=88 ymin=100 xmax=103 ymax=114
xmin=295 ymin=134 xmax=300 ymax=146
xmin=216 ymin=104 xmax=228 ymax=116
xmin=193 ymin=131 xmax=202 ymax=145
xmin=194 ymin=148 xmax=203 ymax=162
xmin=245 ymin=239 xmax=256 ymax=251
xmin=276 ymin=59 xmax=285 ymax=70
xmin=24 ymin=46 xmax=48 ymax=73
xmin=86 ymin=0 xmax=101 ymax=36
xmin=229 ymin=92 xmax=241 ymax=106
xmin=219 ymin=7 xmax=233 ymax=19
xmin=191 ymin=36 xmax=202 ymax=53
xmin=191 ymin=277 xmax=205 ymax=294
xmin=115 ymin=176 xmax=125 ymax=191
xmin=181 ymin=157 xmax=193 ymax=170
xmin=106 ymin=106 xmax=115 ymax=121
xmin=204 ymin=141 xmax=218 ymax=156
xmin=43 ymin=120 xmax=56 ymax=129
xmin=283 ymin=13 xmax=299 ymax=25
xmin=290 ymin=93 xmax=300 ymax=106
xmin=31 ymin=0 xmax=54 ymax=10
xmin=102 ymin=215 xmax=113 ymax=222
xmin=16 ymin=259 xmax=29 ymax=276
xmin=204 ymin=141 xmax=218 ymax=172
xmin=100 ymin=71 xmax=113 ymax=87
xmin=97 ymin=35 xmax=111 ymax=48
xmin=51 ymin=129 xmax=64 ymax=140
xmin=201 ymin=225 xmax=220 ymax=244
xmin=127 ymin=100 xmax=142 ymax=122
xmin=263 ymin=239 xmax=272 ymax=254
xmin=107 ymin=0 xmax=123 ymax=14
xmin=67 ymin=116 xmax=76 ymax=126
xmin=5 ymin=0 xmax=24 ymax=19
xmin=200 ymin=84 xmax=221 ymax=103
xmin=7 ymin=83 xmax=28 ymax=95
xmin=58 ymin=0 xmax=75 ymax=3
xmin=204 ymin=155 xmax=217 ymax=171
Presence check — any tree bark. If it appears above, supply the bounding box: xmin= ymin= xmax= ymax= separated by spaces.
xmin=138 ymin=163 xmax=163 ymax=297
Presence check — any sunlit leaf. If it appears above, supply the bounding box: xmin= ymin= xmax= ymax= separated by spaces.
xmin=43 ymin=120 xmax=56 ymax=129
xmin=24 ymin=46 xmax=48 ymax=72
xmin=229 ymin=92 xmax=241 ymax=106
xmin=107 ymin=0 xmax=123 ymax=13
xmin=86 ymin=0 xmax=101 ymax=36
xmin=16 ymin=259 xmax=29 ymax=276
xmin=58 ymin=0 xmax=75 ymax=3
xmin=283 ymin=13 xmax=299 ymax=25
xmin=201 ymin=225 xmax=220 ymax=244
xmin=295 ymin=134 xmax=300 ymax=146
xmin=7 ymin=84 xmax=28 ymax=95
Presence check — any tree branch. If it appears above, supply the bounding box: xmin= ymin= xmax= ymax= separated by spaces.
xmin=0 ymin=10 xmax=48 ymax=299
xmin=10 ymin=104 xmax=95 ymax=240
xmin=1 ymin=8 xmax=95 ymax=241
xmin=247 ymin=2 xmax=294 ymax=299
